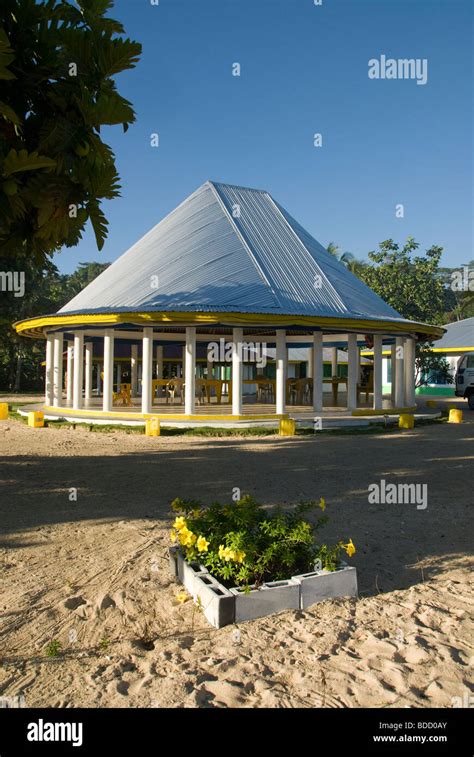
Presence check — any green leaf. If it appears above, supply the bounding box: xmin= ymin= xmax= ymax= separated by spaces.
xmin=87 ymin=200 xmax=108 ymax=250
xmin=0 ymin=27 xmax=16 ymax=80
xmin=97 ymin=36 xmax=142 ymax=78
xmin=3 ymin=149 xmax=56 ymax=177
xmin=0 ymin=101 xmax=21 ymax=125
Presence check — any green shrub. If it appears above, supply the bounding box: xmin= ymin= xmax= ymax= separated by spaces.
xmin=170 ymin=495 xmax=355 ymax=589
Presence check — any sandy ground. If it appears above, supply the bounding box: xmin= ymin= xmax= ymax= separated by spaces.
xmin=0 ymin=400 xmax=472 ymax=708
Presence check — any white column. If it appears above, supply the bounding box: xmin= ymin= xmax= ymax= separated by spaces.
xmin=84 ymin=343 xmax=93 ymax=403
xmin=156 ymin=345 xmax=163 ymax=397
xmin=395 ymin=337 xmax=405 ymax=407
xmin=73 ymin=332 xmax=84 ymax=410
xmin=307 ymin=346 xmax=313 ymax=379
xmin=232 ymin=328 xmax=243 ymax=416
xmin=373 ymin=335 xmax=383 ymax=410
xmin=185 ymin=327 xmax=196 ymax=415
xmin=131 ymin=344 xmax=138 ymax=397
xmin=141 ymin=328 xmax=153 ymax=414
xmin=404 ymin=337 xmax=416 ymax=407
xmin=66 ymin=342 xmax=73 ymax=402
xmin=276 ymin=330 xmax=287 ymax=415
xmin=156 ymin=345 xmax=163 ymax=378
xmin=331 ymin=346 xmax=338 ymax=377
xmin=53 ymin=333 xmax=64 ymax=407
xmin=45 ymin=333 xmax=54 ymax=405
xmin=312 ymin=332 xmax=323 ymax=412
xmin=390 ymin=343 xmax=397 ymax=405
xmin=347 ymin=333 xmax=358 ymax=410
xmin=103 ymin=330 xmax=114 ymax=412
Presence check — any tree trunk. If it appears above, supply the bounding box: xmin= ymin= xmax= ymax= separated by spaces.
xmin=14 ymin=352 xmax=22 ymax=393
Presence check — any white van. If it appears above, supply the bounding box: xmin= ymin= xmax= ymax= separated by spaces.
xmin=455 ymin=352 xmax=474 ymax=410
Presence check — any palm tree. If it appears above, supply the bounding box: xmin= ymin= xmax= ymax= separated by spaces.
xmin=326 ymin=242 xmax=366 ymax=276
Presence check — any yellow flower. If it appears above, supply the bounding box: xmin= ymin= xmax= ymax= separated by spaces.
xmin=197 ymin=535 xmax=209 ymax=553
xmin=179 ymin=527 xmax=197 ymax=547
xmin=218 ymin=545 xmax=245 ymax=563
xmin=344 ymin=539 xmax=356 ymax=557
xmin=318 ymin=497 xmax=326 ymax=512
xmin=170 ymin=529 xmax=177 ymax=543
xmin=176 ymin=591 xmax=189 ymax=604
xmin=173 ymin=516 xmax=187 ymax=531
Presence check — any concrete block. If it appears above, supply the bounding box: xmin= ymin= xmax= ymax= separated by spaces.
xmin=230 ymin=579 xmax=300 ymax=623
xmin=176 ymin=553 xmax=209 ymax=596
xmin=191 ymin=572 xmax=235 ymax=628
xmin=293 ymin=566 xmax=358 ymax=609
xmin=169 ymin=546 xmax=179 ymax=578
xmin=173 ymin=550 xmax=234 ymax=628
xmin=279 ymin=418 xmax=296 ymax=436
xmin=27 ymin=411 xmax=44 ymax=428
xmin=399 ymin=413 xmax=414 ymax=429
xmin=145 ymin=417 xmax=160 ymax=436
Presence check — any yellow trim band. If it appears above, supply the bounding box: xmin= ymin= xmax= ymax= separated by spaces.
xmin=351 ymin=406 xmax=417 ymax=416
xmin=430 ymin=347 xmax=474 ymax=353
xmin=14 ymin=310 xmax=445 ymax=339
xmin=43 ymin=405 xmax=289 ymax=422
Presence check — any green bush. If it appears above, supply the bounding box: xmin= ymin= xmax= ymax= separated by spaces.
xmin=170 ymin=495 xmax=355 ymax=589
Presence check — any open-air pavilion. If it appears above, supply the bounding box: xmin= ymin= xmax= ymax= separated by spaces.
xmin=15 ymin=181 xmax=444 ymax=427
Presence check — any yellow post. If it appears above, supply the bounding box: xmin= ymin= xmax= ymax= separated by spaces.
xmin=0 ymin=403 xmax=8 ymax=420
xmin=448 ymin=408 xmax=463 ymax=424
xmin=145 ymin=417 xmax=161 ymax=436
xmin=27 ymin=411 xmax=44 ymax=428
xmin=279 ymin=418 xmax=296 ymax=436
xmin=398 ymin=413 xmax=414 ymax=430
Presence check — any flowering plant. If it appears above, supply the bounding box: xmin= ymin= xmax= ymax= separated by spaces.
xmin=170 ymin=495 xmax=355 ymax=589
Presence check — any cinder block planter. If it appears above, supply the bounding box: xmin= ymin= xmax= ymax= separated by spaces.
xmin=293 ymin=564 xmax=358 ymax=609
xmin=169 ymin=547 xmax=358 ymax=628
xmin=230 ymin=579 xmax=300 ymax=623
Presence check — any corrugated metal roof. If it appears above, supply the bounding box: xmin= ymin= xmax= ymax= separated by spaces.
xmin=434 ymin=318 xmax=474 ymax=350
xmin=59 ymin=180 xmax=403 ymax=322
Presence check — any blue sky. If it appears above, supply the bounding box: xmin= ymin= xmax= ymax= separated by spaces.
xmin=58 ymin=0 xmax=473 ymax=273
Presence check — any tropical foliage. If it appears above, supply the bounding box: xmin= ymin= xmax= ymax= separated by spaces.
xmin=0 ymin=259 xmax=109 ymax=390
xmin=357 ymin=237 xmax=448 ymax=326
xmin=0 ymin=0 xmax=141 ymax=264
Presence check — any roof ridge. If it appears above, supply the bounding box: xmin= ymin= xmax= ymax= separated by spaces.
xmin=265 ymin=194 xmax=347 ymax=314
xmin=208 ymin=181 xmax=281 ymax=309
xmin=208 ymin=180 xmax=269 ymax=195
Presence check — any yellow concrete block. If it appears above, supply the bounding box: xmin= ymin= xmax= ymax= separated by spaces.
xmin=448 ymin=408 xmax=463 ymax=424
xmin=279 ymin=418 xmax=296 ymax=436
xmin=145 ymin=417 xmax=161 ymax=436
xmin=399 ymin=413 xmax=414 ymax=430
xmin=27 ymin=411 xmax=44 ymax=428
xmin=426 ymin=400 xmax=437 ymax=409
xmin=0 ymin=402 xmax=8 ymax=420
